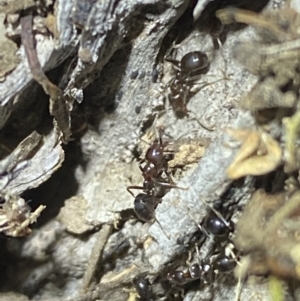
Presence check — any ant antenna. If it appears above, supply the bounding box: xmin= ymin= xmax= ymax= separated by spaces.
xmin=157 ymin=127 xmax=164 ymax=146
xmin=188 ymin=111 xmax=215 ymax=132
xmin=187 ymin=210 xmax=201 ymax=228
xmin=132 ymin=130 xmax=151 ymax=147
xmin=139 ymin=137 xmax=151 ymax=146
xmin=164 ymin=38 xmax=183 ymax=62
xmin=153 ymin=215 xmax=170 ymax=240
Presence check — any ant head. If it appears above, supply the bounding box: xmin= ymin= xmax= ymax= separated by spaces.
xmin=144 ymin=130 xmax=168 ymax=166
xmin=145 ymin=143 xmax=165 ymax=166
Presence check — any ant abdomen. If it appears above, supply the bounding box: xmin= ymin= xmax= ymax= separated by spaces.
xmin=180 ymin=51 xmax=209 ymax=74
xmin=134 ymin=194 xmax=158 ymax=222
xmin=133 ymin=276 xmax=153 ymax=300
xmin=189 ymin=263 xmax=202 ymax=279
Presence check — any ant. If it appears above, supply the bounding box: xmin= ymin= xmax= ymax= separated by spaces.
xmin=199 ymin=197 xmax=236 ymax=241
xmin=172 ymin=199 xmax=238 ymax=286
xmin=133 ymin=276 xmax=154 ymax=301
xmin=200 ymin=208 xmax=234 ymax=240
xmin=166 ymin=248 xmax=238 ymax=286
xmin=185 ymin=206 xmax=234 ymax=254
xmin=127 ymin=131 xmax=179 ymax=198
xmin=184 ymin=198 xmax=236 ymax=256
xmin=127 ymin=131 xmax=187 ymax=238
xmin=165 ymin=50 xmax=209 ymax=118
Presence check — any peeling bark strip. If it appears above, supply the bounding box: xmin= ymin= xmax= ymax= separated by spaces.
xmin=0 ymin=131 xmax=42 ymax=180
xmin=20 ymin=15 xmax=71 ymax=142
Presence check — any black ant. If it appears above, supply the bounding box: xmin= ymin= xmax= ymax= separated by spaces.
xmin=172 ymin=200 xmax=238 ymax=286
xmin=166 ymin=249 xmax=238 ymax=286
xmin=165 ymin=51 xmax=209 ymax=118
xmin=182 ymin=203 xmax=235 ymax=263
xmin=201 ymin=209 xmax=234 ymax=239
xmin=199 ymin=197 xmax=236 ymax=241
xmin=184 ymin=207 xmax=233 ymax=253
xmin=127 ymin=131 xmax=179 ymax=198
xmin=184 ymin=199 xmax=235 ymax=255
xmin=127 ymin=131 xmax=187 ymax=239
xmin=133 ymin=276 xmax=154 ymax=301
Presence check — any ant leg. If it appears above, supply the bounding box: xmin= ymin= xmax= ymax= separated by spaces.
xmin=165 ymin=57 xmax=180 ymax=69
xmin=201 ymin=199 xmax=231 ymax=229
xmin=188 ymin=111 xmax=215 ymax=131
xmin=198 ymin=220 xmax=210 ymax=237
xmin=161 ymin=169 xmax=175 ymax=184
xmin=152 ymin=178 xmax=188 ymax=190
xmin=190 ymin=77 xmax=228 ymax=87
xmin=127 ymin=186 xmax=145 ymax=197
xmin=138 ymin=159 xmax=146 ymax=173
xmin=185 ymin=73 xmax=203 ymax=84
xmin=157 ymin=127 xmax=164 ymax=147
xmin=164 ymin=41 xmax=183 ymax=68
xmin=165 ymin=49 xmax=180 ymax=69
xmin=194 ymin=243 xmax=201 ymax=260
xmin=139 ymin=137 xmax=151 ymax=147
